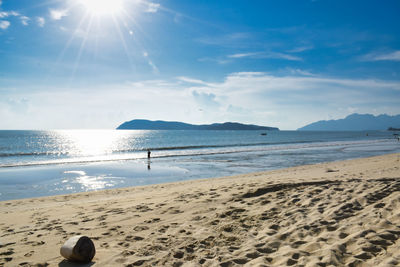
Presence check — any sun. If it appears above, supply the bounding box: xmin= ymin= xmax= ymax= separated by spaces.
xmin=77 ymin=0 xmax=125 ymax=16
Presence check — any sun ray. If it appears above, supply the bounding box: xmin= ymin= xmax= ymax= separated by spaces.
xmin=117 ymin=7 xmax=158 ymax=62
xmin=70 ymin=15 xmax=94 ymax=83
xmin=119 ymin=7 xmax=150 ymax=42
xmin=110 ymin=15 xmax=137 ymax=72
xmin=51 ymin=0 xmax=169 ymax=81
xmin=76 ymin=0 xmax=125 ymax=17
xmin=117 ymin=12 xmax=162 ymax=74
xmin=44 ymin=10 xmax=90 ymax=85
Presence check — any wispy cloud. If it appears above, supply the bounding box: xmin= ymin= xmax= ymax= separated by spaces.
xmin=20 ymin=16 xmax=30 ymax=26
xmin=287 ymin=45 xmax=314 ymax=53
xmin=177 ymin=76 xmax=217 ymax=87
xmin=145 ymin=2 xmax=160 ymax=13
xmin=228 ymin=52 xmax=259 ymax=59
xmin=361 ymin=50 xmax=400 ymax=62
xmin=37 ymin=17 xmax=45 ymax=27
xmin=2 ymin=72 xmax=399 ymax=129
xmin=175 ymin=72 xmax=400 ymax=128
xmin=50 ymin=9 xmax=68 ymax=20
xmin=227 ymin=51 xmax=302 ymax=61
xmin=197 ymin=32 xmax=252 ymax=47
xmin=197 ymin=57 xmax=232 ymax=65
xmin=192 ymin=90 xmax=220 ymax=108
xmin=0 ymin=10 xmax=27 ymax=30
xmin=217 ymin=72 xmax=400 ymax=94
xmin=0 ymin=11 xmax=20 ymax=18
xmin=285 ymin=68 xmax=315 ymax=76
xmin=177 ymin=76 xmax=209 ymax=85
xmin=200 ymin=50 xmax=302 ymax=65
xmin=0 ymin=20 xmax=10 ymax=29
xmin=274 ymin=53 xmax=302 ymax=61
xmin=0 ymin=10 xmax=32 ymax=28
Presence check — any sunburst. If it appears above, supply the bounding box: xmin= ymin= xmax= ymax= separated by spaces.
xmin=77 ymin=0 xmax=125 ymax=16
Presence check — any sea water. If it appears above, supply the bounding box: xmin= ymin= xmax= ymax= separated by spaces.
xmin=0 ymin=130 xmax=399 ymax=200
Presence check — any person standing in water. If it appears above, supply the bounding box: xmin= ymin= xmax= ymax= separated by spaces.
xmin=147 ymin=150 xmax=151 ymax=170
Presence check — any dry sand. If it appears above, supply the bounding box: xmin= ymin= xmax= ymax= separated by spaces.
xmin=1 ymin=153 xmax=400 ymax=267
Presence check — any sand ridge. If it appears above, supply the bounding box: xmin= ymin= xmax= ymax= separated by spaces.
xmin=0 ymin=153 xmax=400 ymax=266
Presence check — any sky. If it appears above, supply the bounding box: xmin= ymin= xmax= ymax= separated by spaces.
xmin=0 ymin=0 xmax=399 ymax=130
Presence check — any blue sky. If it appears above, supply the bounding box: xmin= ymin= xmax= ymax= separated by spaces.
xmin=0 ymin=0 xmax=399 ymax=130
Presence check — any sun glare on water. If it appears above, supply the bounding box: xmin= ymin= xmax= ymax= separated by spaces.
xmin=77 ymin=0 xmax=125 ymax=16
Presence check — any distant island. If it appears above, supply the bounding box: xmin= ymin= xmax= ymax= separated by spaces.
xmin=117 ymin=119 xmax=279 ymax=131
xmin=388 ymin=127 xmax=400 ymax=131
xmin=298 ymin=113 xmax=400 ymax=131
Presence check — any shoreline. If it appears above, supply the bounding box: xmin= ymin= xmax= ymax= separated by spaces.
xmin=1 ymin=153 xmax=400 ymax=266
xmin=2 ymin=138 xmax=400 ymax=202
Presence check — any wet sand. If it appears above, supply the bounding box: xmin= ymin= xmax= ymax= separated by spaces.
xmin=1 ymin=153 xmax=400 ymax=266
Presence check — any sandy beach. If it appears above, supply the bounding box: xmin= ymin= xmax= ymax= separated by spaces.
xmin=1 ymin=153 xmax=400 ymax=266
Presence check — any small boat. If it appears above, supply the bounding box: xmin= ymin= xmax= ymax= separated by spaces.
xmin=260 ymin=133 xmax=267 ymax=136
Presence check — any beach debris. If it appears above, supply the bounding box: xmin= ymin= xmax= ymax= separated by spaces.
xmin=60 ymin=235 xmax=96 ymax=263
xmin=326 ymin=168 xmax=339 ymax=173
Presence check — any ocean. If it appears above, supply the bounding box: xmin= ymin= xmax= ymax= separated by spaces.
xmin=1 ymin=129 xmax=399 ymax=201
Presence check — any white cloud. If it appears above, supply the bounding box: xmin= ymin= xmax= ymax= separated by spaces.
xmin=192 ymin=90 xmax=220 ymax=108
xmin=171 ymin=72 xmax=400 ymax=129
xmin=177 ymin=76 xmax=216 ymax=86
xmin=287 ymin=45 xmax=314 ymax=53
xmin=0 ymin=11 xmax=19 ymax=18
xmin=50 ymin=9 xmax=68 ymax=20
xmin=37 ymin=17 xmax=45 ymax=27
xmin=200 ymin=50 xmax=302 ymax=65
xmin=0 ymin=10 xmax=30 ymax=28
xmin=227 ymin=51 xmax=302 ymax=61
xmin=0 ymin=20 xmax=10 ymax=29
xmin=228 ymin=52 xmax=259 ymax=58
xmin=146 ymin=2 xmax=160 ymax=13
xmin=0 ymin=82 xmax=195 ymax=129
xmin=372 ymin=51 xmax=400 ymax=61
xmin=267 ymin=52 xmax=302 ymax=61
xmin=361 ymin=50 xmax=400 ymax=62
xmin=20 ymin=16 xmax=30 ymax=26
xmin=0 ymin=10 xmax=30 ymax=29
xmin=347 ymin=107 xmax=358 ymax=114
xmin=198 ymin=56 xmax=232 ymax=65
xmin=285 ymin=68 xmax=315 ymax=76
xmin=216 ymin=72 xmax=400 ymax=95
xmin=1 ymin=72 xmax=399 ymax=130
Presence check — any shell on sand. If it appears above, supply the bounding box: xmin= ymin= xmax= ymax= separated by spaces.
xmin=60 ymin=235 xmax=96 ymax=263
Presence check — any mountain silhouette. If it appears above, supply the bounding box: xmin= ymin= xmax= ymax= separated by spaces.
xmin=117 ymin=119 xmax=279 ymax=131
xmin=298 ymin=113 xmax=400 ymax=131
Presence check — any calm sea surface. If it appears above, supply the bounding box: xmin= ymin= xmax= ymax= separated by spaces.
xmin=1 ymin=130 xmax=399 ymax=200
